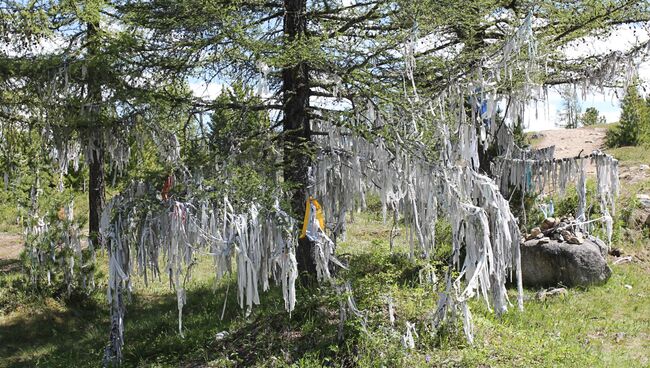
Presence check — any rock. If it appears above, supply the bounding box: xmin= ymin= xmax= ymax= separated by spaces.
xmin=567 ymin=234 xmax=584 ymax=244
xmin=637 ymin=194 xmax=650 ymax=209
xmin=588 ymin=235 xmax=609 ymax=258
xmin=526 ymin=227 xmax=543 ymax=240
xmin=535 ymin=287 xmax=568 ymax=301
xmin=537 ymin=237 xmax=550 ymax=245
xmin=627 ymin=208 xmax=650 ymax=230
xmin=585 ymin=140 xmax=593 ymax=143
xmin=215 ymin=331 xmax=230 ymax=340
xmin=521 ymin=238 xmax=611 ymax=287
xmin=541 ymin=217 xmax=556 ymax=230
xmin=640 ymin=164 xmax=650 ymax=171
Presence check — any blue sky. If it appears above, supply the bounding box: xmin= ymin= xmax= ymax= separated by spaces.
xmin=525 ymin=25 xmax=650 ymax=131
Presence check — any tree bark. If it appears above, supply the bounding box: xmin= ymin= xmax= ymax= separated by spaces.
xmin=282 ymin=0 xmax=316 ymax=276
xmin=87 ymin=20 xmax=105 ymax=246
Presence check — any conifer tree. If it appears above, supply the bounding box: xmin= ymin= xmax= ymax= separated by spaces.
xmin=118 ymin=0 xmax=650 ymax=276
xmin=607 ymin=82 xmax=649 ymax=147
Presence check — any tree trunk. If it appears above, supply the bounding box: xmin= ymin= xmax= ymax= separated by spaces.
xmin=88 ymin=133 xmax=104 ymax=244
xmin=282 ymin=0 xmax=316 ymax=276
xmin=87 ymin=20 xmax=105 ymax=246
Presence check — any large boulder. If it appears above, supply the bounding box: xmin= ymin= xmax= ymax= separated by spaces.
xmin=520 ymin=238 xmax=611 ymax=288
xmin=628 ymin=194 xmax=650 ymax=230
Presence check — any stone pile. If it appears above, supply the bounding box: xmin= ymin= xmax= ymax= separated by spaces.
xmin=525 ymin=216 xmax=586 ymax=246
xmin=520 ymin=216 xmax=612 ymax=287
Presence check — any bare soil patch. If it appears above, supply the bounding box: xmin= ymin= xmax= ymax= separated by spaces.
xmin=0 ymin=233 xmax=23 ymax=261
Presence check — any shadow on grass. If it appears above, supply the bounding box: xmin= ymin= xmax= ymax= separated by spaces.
xmin=0 ymin=272 xmax=355 ymax=367
xmin=0 ymin=259 xmax=21 ymax=273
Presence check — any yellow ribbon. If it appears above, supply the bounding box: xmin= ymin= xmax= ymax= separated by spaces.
xmin=300 ymin=196 xmax=326 ymax=239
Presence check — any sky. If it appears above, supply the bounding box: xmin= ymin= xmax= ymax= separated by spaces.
xmin=188 ymin=24 xmax=650 ymax=132
xmin=525 ymin=26 xmax=650 ymax=131
xmin=3 ymin=4 xmax=647 ymax=132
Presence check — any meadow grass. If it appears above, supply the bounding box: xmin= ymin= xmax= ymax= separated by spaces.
xmin=1 ymin=150 xmax=650 ymax=367
xmin=1 ymin=209 xmax=648 ymax=367
xmin=606 ymin=145 xmax=650 ymax=166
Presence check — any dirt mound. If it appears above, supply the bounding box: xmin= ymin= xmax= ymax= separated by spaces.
xmin=532 ymin=126 xmax=607 ymax=175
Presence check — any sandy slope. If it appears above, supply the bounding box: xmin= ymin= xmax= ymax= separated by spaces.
xmin=0 ymin=233 xmax=23 ymax=261
xmin=532 ymin=126 xmax=608 ymax=159
xmin=532 ymin=125 xmax=649 ymax=186
xmin=530 ymin=126 xmax=608 ymax=175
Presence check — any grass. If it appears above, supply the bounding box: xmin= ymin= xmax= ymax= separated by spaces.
xmin=1 ymin=161 xmax=650 ymax=367
xmin=582 ymin=123 xmax=616 ymax=130
xmin=1 ymin=210 xmax=649 ymax=367
xmin=606 ymin=145 xmax=650 ymax=166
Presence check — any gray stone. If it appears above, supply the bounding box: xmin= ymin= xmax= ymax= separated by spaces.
xmin=587 ymin=235 xmax=609 ymax=258
xmin=535 ymin=287 xmax=568 ymax=301
xmin=627 ymin=208 xmax=650 ymax=230
xmin=637 ymin=194 xmax=650 ymax=210
xmin=567 ymin=234 xmax=584 ymax=244
xmin=537 ymin=237 xmax=550 ymax=245
xmin=526 ymin=227 xmax=542 ymax=240
xmin=521 ymin=238 xmax=611 ymax=288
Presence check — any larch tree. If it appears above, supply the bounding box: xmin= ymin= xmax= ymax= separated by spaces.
xmin=581 ymin=106 xmax=604 ymax=126
xmin=120 ymin=0 xmax=420 ymax=276
xmin=118 ymin=0 xmax=650 ymax=272
xmin=5 ymin=0 xmax=190 ymax=244
xmin=557 ymin=85 xmax=582 ymax=128
xmin=4 ymin=0 xmax=117 ymax=247
xmin=2 ymin=0 xmax=650 ymax=366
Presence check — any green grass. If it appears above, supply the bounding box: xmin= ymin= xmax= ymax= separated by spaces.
xmin=606 ymin=145 xmax=650 ymax=166
xmin=1 ymin=211 xmax=649 ymax=367
xmin=2 ymin=168 xmax=650 ymax=367
xmin=583 ymin=122 xmax=616 ymax=130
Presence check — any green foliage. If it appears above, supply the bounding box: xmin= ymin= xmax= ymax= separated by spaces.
xmin=189 ymin=83 xmax=282 ymax=211
xmin=606 ymin=82 xmax=650 ymax=147
xmin=606 ymin=145 xmax=650 ymax=165
xmin=512 ymin=116 xmax=529 ymax=148
xmin=433 ymin=219 xmax=453 ymax=262
xmin=2 ymin=1 xmax=650 ymax=366
xmin=581 ymin=107 xmax=606 ymax=126
xmin=21 ymin=189 xmax=94 ymax=296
